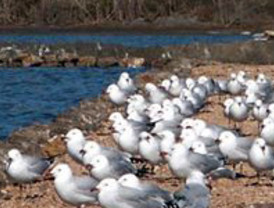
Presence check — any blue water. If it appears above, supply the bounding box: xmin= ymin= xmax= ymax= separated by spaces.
xmin=0 ymin=67 xmax=145 ymax=139
xmin=0 ymin=33 xmax=252 ymax=47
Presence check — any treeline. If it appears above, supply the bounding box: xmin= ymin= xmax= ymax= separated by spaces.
xmin=0 ymin=0 xmax=273 ymax=26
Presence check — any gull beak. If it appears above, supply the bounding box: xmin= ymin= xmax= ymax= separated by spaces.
xmin=90 ymin=187 xmax=99 ymax=192
xmin=189 ymin=147 xmax=194 ymax=152
xmin=215 ymin=139 xmax=221 ymax=144
xmin=160 ymin=151 xmax=168 ymax=158
xmin=151 ymin=133 xmax=157 ymax=137
xmin=85 ymin=164 xmax=94 ymax=171
xmin=185 ymin=126 xmax=192 ymax=129
xmin=108 ymin=126 xmax=115 ymax=131
xmin=261 ymin=146 xmax=266 ymax=153
xmin=79 ymin=149 xmax=86 ymax=156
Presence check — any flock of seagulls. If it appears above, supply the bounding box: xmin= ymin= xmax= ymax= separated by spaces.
xmin=4 ymin=70 xmax=274 ymax=208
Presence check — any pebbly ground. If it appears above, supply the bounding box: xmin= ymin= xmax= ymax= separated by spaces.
xmin=1 ymin=61 xmax=274 ymax=207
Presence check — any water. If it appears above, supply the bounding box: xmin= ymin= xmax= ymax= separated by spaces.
xmin=0 ymin=33 xmax=252 ymax=47
xmin=0 ymin=67 xmax=145 ymax=139
xmin=0 ymin=32 xmax=253 ymax=139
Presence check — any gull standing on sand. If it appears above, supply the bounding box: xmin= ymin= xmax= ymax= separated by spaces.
xmin=260 ymin=117 xmax=274 ymax=146
xmin=138 ymin=131 xmax=164 ymax=165
xmin=113 ymin=122 xmax=140 ymax=155
xmin=169 ymin=75 xmax=185 ymax=96
xmin=248 ymin=138 xmax=274 ymax=175
xmin=164 ymin=143 xmax=222 ymax=179
xmin=227 ymin=73 xmax=244 ymax=95
xmin=86 ymin=154 xmax=136 ymax=180
xmin=226 ymin=97 xmax=249 ymax=127
xmin=4 ymin=148 xmax=54 ymax=183
xmin=51 ymin=163 xmax=98 ymax=207
xmin=216 ymin=131 xmax=252 ymax=165
xmin=65 ymin=128 xmax=87 ymax=164
xmin=252 ymin=99 xmax=269 ymax=122
xmin=106 ymin=84 xmax=127 ymax=105
xmin=117 ymin=72 xmax=137 ymax=95
xmin=96 ymin=178 xmax=165 ymax=208
xmin=145 ymin=83 xmax=168 ymax=104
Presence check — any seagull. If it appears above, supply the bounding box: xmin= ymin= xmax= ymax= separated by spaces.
xmin=96 ymin=178 xmax=165 ymax=208
xmin=227 ymin=97 xmax=249 ymax=127
xmin=117 ymin=72 xmax=137 ymax=95
xmin=166 ymin=143 xmax=222 ymax=179
xmin=249 ymin=138 xmax=274 ymax=174
xmin=5 ymin=148 xmax=54 ymax=183
xmin=260 ymin=118 xmax=274 ymax=146
xmin=145 ymin=83 xmax=168 ymax=104
xmin=65 ymin=128 xmax=87 ymax=164
xmin=252 ymin=99 xmax=268 ymax=122
xmin=51 ymin=163 xmax=98 ymax=207
xmin=86 ymin=154 xmax=136 ymax=180
xmin=227 ymin=73 xmax=244 ymax=95
xmin=114 ymin=122 xmax=140 ymax=155
xmin=216 ymin=131 xmax=252 ymax=166
xmin=106 ymin=84 xmax=127 ymax=105
xmin=138 ymin=132 xmax=163 ymax=165
xmin=169 ymin=75 xmax=185 ymax=96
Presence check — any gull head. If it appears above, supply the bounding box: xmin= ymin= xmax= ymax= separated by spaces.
xmin=96 ymin=178 xmax=118 ymax=192
xmin=50 ymin=163 xmax=72 ymax=179
xmin=160 ymin=79 xmax=171 ymax=91
xmin=65 ymin=128 xmax=85 ymax=143
xmin=193 ymin=119 xmax=207 ymax=133
xmin=190 ymin=141 xmax=207 ymax=154
xmin=180 ymin=118 xmax=195 ymax=129
xmin=230 ymin=73 xmax=237 ymax=80
xmin=145 ymin=83 xmax=157 ymax=92
xmin=118 ymin=173 xmax=139 ymax=188
xmin=106 ymin=84 xmax=119 ymax=94
xmin=185 ymin=78 xmax=196 ymax=90
xmin=83 ymin=141 xmax=101 ymax=156
xmin=217 ymin=131 xmax=236 ymax=145
xmin=223 ymin=98 xmax=234 ymax=108
xmin=7 ymin=148 xmax=22 ymax=162
xmin=198 ymin=76 xmax=208 ymax=85
xmin=89 ymin=155 xmax=109 ymax=172
xmin=170 ymin=74 xmax=179 ymax=82
xmin=120 ymin=72 xmax=130 ymax=80
xmin=109 ymin=112 xmax=124 ymax=122
xmin=255 ymin=99 xmax=263 ymax=108
xmin=254 ymin=138 xmax=266 ymax=153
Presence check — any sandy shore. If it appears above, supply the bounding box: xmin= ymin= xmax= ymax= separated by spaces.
xmin=1 ymin=58 xmax=274 ymax=207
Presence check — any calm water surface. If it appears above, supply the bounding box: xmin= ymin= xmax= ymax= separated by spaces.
xmin=0 ymin=67 xmax=145 ymax=139
xmin=0 ymin=33 xmax=252 ymax=47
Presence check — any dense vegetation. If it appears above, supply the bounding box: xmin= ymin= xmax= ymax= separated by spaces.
xmin=0 ymin=0 xmax=273 ymax=27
